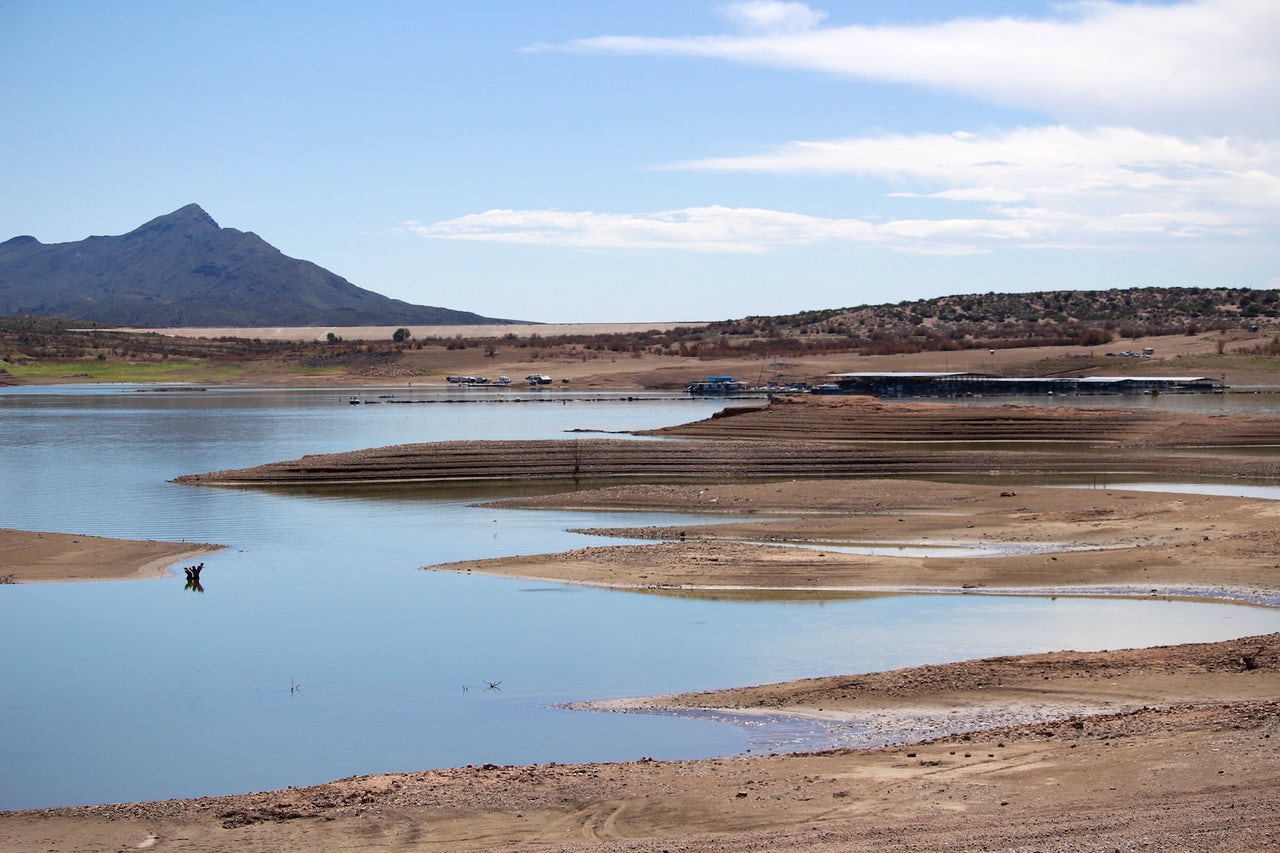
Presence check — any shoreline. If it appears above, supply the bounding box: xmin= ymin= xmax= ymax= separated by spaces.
xmin=568 ymin=629 xmax=1280 ymax=766
xmin=424 ymin=479 xmax=1280 ymax=611
xmin=550 ymin=580 xmax=1280 ymax=608
xmin=4 ymin=636 xmax=1275 ymax=851
xmin=6 ymin=388 xmax=1280 ymax=849
xmin=0 ymin=527 xmax=222 ymax=583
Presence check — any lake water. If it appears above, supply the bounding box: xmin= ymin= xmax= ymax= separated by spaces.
xmin=3 ymin=384 xmax=1279 ymax=810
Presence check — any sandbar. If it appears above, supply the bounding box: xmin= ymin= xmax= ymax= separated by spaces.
xmin=430 ymin=479 xmax=1280 ymax=606
xmin=0 ymin=527 xmax=221 ymax=583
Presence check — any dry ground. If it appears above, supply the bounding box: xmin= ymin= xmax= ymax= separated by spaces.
xmin=2 ymin=639 xmax=1276 ymax=852
xmin=0 ymin=527 xmax=221 ymax=583
xmin=434 ymin=479 xmax=1280 ymax=604
xmin=174 ymin=394 xmax=1280 ymax=487
xmin=94 ymin=325 xmax=1280 ymax=389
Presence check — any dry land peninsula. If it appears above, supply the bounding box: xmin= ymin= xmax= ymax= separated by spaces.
xmin=5 ymin=372 xmax=1280 ymax=850
xmin=0 ymin=527 xmax=220 ymax=584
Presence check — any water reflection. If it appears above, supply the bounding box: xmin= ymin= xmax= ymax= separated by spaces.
xmin=182 ymin=562 xmax=205 ymax=592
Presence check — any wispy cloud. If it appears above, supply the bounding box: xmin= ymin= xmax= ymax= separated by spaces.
xmin=549 ymin=0 xmax=1280 ymax=134
xmin=718 ymin=1 xmax=827 ymax=34
xmin=398 ymin=205 xmax=1048 ymax=255
xmin=415 ymin=2 xmax=1279 ymax=259
xmin=403 ymin=124 xmax=1279 ymax=255
xmin=398 ymin=188 xmax=1260 ymax=256
xmin=678 ymin=125 xmax=1280 ymax=218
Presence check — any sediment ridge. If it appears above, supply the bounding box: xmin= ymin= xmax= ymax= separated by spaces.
xmin=172 ymin=397 xmax=1280 ymax=487
xmin=645 ymin=394 xmax=1280 ymax=447
xmin=172 ymin=437 xmax=1280 ymax=487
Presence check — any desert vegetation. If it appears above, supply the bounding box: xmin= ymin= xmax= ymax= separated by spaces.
xmin=404 ymin=286 xmax=1280 ymax=360
xmin=2 ymin=287 xmax=1276 ymax=384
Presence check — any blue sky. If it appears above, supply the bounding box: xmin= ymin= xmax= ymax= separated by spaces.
xmin=3 ymin=1 xmax=1277 ymax=323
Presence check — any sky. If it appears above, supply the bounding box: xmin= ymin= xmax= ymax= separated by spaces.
xmin=2 ymin=0 xmax=1278 ymax=324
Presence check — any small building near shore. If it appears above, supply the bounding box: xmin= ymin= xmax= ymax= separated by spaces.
xmin=821 ymin=372 xmax=1224 ymax=397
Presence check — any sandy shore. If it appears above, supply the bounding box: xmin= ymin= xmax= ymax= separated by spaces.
xmin=173 ymin=396 xmax=1280 ymax=488
xmin=6 ymin=391 xmax=1280 ymax=850
xmin=0 ymin=527 xmax=221 ymax=583
xmin=2 ymin=638 xmax=1275 ymax=851
xmin=433 ymin=479 xmax=1280 ymax=604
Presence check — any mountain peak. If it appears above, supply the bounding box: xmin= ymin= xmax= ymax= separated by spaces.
xmin=0 ymin=205 xmax=519 ymax=327
xmin=129 ymin=204 xmax=220 ymax=237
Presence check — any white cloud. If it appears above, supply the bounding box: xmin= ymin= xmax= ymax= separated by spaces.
xmin=719 ymin=1 xmax=826 ymax=33
xmin=402 ymin=207 xmax=783 ymax=253
xmin=398 ymin=205 xmax=1053 ymax=255
xmin=401 ymin=125 xmax=1278 ymax=256
xmin=434 ymin=2 xmax=1279 ymax=263
xmin=553 ymin=0 xmax=1280 ymax=134
xmin=675 ymin=125 xmax=1280 ymax=219
xmin=401 ymin=197 xmax=1199 ymax=257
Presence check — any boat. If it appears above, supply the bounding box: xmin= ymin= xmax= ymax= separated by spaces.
xmin=686 ymin=376 xmax=748 ymax=395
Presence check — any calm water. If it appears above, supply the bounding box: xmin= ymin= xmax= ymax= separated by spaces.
xmin=3 ymin=385 xmax=1279 ymax=810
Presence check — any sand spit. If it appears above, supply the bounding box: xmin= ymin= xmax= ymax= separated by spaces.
xmin=172 ymin=436 xmax=1280 ymax=487
xmin=171 ymin=397 xmax=1280 ymax=487
xmin=429 ymin=479 xmax=1280 ymax=606
xmin=0 ymin=528 xmax=222 ymax=583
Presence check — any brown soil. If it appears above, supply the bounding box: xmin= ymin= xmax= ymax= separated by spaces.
xmin=173 ymin=396 xmax=1280 ymax=487
xmin=32 ymin=326 xmax=1280 ymax=389
xmin=432 ymin=479 xmax=1280 ymax=604
xmin=0 ymin=527 xmax=221 ymax=583
xmin=648 ymin=393 xmax=1280 ymax=447
xmin=3 ymin=639 xmax=1276 ymax=852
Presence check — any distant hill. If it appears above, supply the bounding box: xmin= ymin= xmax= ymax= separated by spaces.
xmin=705 ymin=287 xmax=1279 ymax=354
xmin=0 ymin=204 xmax=517 ymax=327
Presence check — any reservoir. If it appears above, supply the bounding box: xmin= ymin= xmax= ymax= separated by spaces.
xmin=3 ymin=385 xmax=1279 ymax=809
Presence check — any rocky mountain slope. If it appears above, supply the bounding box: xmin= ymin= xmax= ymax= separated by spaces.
xmin=0 ymin=204 xmax=515 ymax=327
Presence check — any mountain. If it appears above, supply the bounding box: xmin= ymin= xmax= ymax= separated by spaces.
xmin=0 ymin=204 xmax=516 ymax=327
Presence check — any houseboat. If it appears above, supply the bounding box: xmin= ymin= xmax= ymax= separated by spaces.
xmin=687 ymin=376 xmax=748 ymax=395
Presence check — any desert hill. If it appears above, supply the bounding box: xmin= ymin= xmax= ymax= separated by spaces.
xmin=709 ymin=286 xmax=1280 ymax=355
xmin=0 ymin=204 xmax=515 ymax=327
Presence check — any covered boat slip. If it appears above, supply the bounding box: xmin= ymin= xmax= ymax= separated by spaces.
xmin=822 ymin=371 xmax=1223 ymax=398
